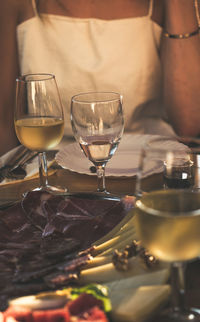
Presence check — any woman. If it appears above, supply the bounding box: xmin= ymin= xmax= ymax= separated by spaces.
xmin=0 ymin=0 xmax=200 ymax=156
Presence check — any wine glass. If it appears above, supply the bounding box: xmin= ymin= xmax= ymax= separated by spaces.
xmin=15 ymin=73 xmax=66 ymax=193
xmin=134 ymin=138 xmax=200 ymax=321
xmin=71 ymin=92 xmax=124 ymax=195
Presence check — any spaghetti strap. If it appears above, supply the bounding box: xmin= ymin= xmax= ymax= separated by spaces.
xmin=31 ymin=0 xmax=38 ymax=16
xmin=148 ymin=0 xmax=154 ymax=18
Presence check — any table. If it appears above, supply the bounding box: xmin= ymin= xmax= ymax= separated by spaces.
xmin=0 ymin=165 xmax=199 ymax=321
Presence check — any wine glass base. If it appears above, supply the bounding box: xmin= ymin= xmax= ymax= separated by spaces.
xmin=61 ymin=191 xmax=121 ymax=201
xmin=33 ymin=185 xmax=67 ymax=195
xmin=156 ymin=307 xmax=200 ymax=322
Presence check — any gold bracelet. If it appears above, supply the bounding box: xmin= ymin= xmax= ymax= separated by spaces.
xmin=163 ymin=27 xmax=200 ymax=39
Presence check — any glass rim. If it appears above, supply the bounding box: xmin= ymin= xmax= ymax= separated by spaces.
xmin=136 ymin=190 xmax=200 ymax=217
xmin=16 ymin=73 xmax=55 ymax=82
xmin=71 ymin=91 xmax=122 ymax=104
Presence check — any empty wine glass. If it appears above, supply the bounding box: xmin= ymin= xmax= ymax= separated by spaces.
xmin=71 ymin=92 xmax=124 ymax=194
xmin=15 ymin=73 xmax=66 ymax=193
xmin=134 ymin=139 xmax=200 ymax=321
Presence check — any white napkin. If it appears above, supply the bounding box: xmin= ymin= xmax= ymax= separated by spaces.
xmin=0 ymin=146 xmax=24 ymax=168
xmin=109 ymin=284 xmax=170 ymax=322
xmin=0 ymin=146 xmax=54 ymax=185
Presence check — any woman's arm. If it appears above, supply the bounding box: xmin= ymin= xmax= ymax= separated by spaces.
xmin=161 ymin=0 xmax=200 ymax=137
xmin=0 ymin=0 xmax=20 ymax=156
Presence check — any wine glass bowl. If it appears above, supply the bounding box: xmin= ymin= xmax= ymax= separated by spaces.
xmin=135 ymin=189 xmax=200 ymax=263
xmin=15 ymin=117 xmax=64 ymax=152
xmin=71 ymin=92 xmax=124 ymax=194
xmin=134 ymin=139 xmax=200 ymax=321
xmin=15 ymin=73 xmax=66 ymax=193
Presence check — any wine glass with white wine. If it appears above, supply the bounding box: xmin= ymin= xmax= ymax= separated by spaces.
xmin=71 ymin=91 xmax=124 ymax=196
xmin=15 ymin=73 xmax=66 ymax=193
xmin=134 ymin=139 xmax=200 ymax=321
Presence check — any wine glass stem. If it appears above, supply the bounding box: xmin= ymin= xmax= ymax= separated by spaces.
xmin=38 ymin=152 xmax=49 ymax=189
xmin=96 ymin=165 xmax=106 ymax=192
xmin=170 ymin=262 xmax=187 ymax=313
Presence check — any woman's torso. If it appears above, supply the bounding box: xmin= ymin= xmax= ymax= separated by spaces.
xmin=17 ymin=0 xmax=175 ymax=137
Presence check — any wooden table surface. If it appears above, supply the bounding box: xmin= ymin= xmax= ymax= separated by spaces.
xmin=0 ymin=164 xmax=199 ymax=320
xmin=0 ymin=164 xmax=164 ymax=204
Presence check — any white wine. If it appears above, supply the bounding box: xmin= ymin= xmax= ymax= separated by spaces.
xmin=135 ymin=190 xmax=200 ymax=262
xmin=80 ymin=140 xmax=118 ymax=166
xmin=15 ymin=117 xmax=64 ymax=151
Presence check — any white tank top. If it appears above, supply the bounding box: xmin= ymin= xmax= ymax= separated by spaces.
xmin=17 ymin=0 xmax=175 ymax=137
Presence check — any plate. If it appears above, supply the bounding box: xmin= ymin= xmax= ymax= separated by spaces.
xmin=55 ymin=134 xmax=162 ymax=177
xmin=7 ymin=210 xmax=170 ymax=322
